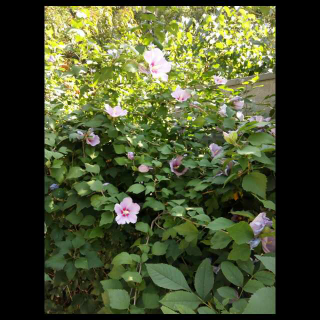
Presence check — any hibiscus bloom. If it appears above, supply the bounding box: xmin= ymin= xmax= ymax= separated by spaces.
xmin=261 ymin=235 xmax=276 ymax=253
xmin=236 ymin=111 xmax=244 ymax=121
xmin=86 ymin=132 xmax=100 ymax=146
xmin=114 ymin=197 xmax=140 ymax=225
xmin=214 ymin=76 xmax=227 ymax=85
xmin=218 ymin=104 xmax=228 ymax=117
xmin=249 ymin=212 xmax=273 ymax=237
xmin=171 ymin=86 xmax=191 ymax=102
xmin=169 ymin=155 xmax=188 ymax=177
xmin=138 ymin=165 xmax=151 ymax=173
xmin=230 ymin=96 xmax=244 ymax=110
xmin=209 ymin=143 xmax=222 ymax=158
xmin=144 ymin=48 xmax=171 ymax=81
xmin=105 ymin=104 xmax=128 ymax=117
xmin=127 ymin=152 xmax=135 ymax=160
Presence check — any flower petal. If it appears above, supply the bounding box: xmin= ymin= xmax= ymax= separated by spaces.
xmin=114 ymin=204 xmax=123 ymax=215
xmin=127 ymin=214 xmax=137 ymax=224
xmin=128 ymin=203 xmax=140 ymax=215
xmin=115 ymin=215 xmax=127 ymax=225
xmin=120 ymin=197 xmax=133 ymax=209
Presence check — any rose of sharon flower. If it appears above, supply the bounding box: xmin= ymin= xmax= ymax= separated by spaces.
xmin=48 ymin=55 xmax=55 ymax=63
xmin=138 ymin=165 xmax=151 ymax=173
xmin=209 ymin=143 xmax=222 ymax=158
xmin=249 ymin=238 xmax=261 ymax=250
xmin=169 ymin=155 xmax=188 ymax=177
xmin=261 ymin=235 xmax=275 ymax=253
xmin=171 ymin=86 xmax=191 ymax=102
xmin=105 ymin=104 xmax=128 ymax=117
xmin=115 ymin=197 xmax=140 ymax=225
xmin=249 ymin=212 xmax=273 ymax=237
xmin=86 ymin=132 xmax=100 ymax=146
xmin=218 ymin=104 xmax=228 ymax=117
xmin=127 ymin=152 xmax=135 ymax=160
xmin=144 ymin=48 xmax=171 ymax=81
xmin=214 ymin=76 xmax=227 ymax=85
xmin=236 ymin=111 xmax=244 ymax=121
xmin=230 ymin=96 xmax=244 ymax=110
xmin=49 ymin=184 xmax=59 ymax=191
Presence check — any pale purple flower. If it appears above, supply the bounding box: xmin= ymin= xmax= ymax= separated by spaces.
xmin=105 ymin=104 xmax=128 ymax=117
xmin=127 ymin=152 xmax=135 ymax=160
xmin=214 ymin=76 xmax=227 ymax=85
xmin=249 ymin=238 xmax=261 ymax=250
xmin=261 ymin=235 xmax=275 ymax=253
xmin=169 ymin=155 xmax=188 ymax=177
xmin=209 ymin=143 xmax=222 ymax=158
xmin=86 ymin=132 xmax=100 ymax=146
xmin=114 ymin=197 xmax=140 ymax=225
xmin=249 ymin=212 xmax=273 ymax=237
xmin=230 ymin=96 xmax=244 ymax=110
xmin=138 ymin=64 xmax=150 ymax=75
xmin=270 ymin=128 xmax=276 ymax=137
xmin=49 ymin=184 xmax=59 ymax=191
xmin=138 ymin=165 xmax=151 ymax=173
xmin=236 ymin=111 xmax=244 ymax=121
xmin=48 ymin=55 xmax=55 ymax=63
xmin=76 ymin=130 xmax=84 ymax=139
xmin=218 ymin=104 xmax=228 ymax=117
xmin=249 ymin=116 xmax=264 ymax=122
xmin=171 ymin=86 xmax=191 ymax=102
xmin=144 ymin=48 xmax=171 ymax=81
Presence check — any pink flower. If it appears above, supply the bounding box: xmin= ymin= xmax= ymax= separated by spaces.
xmin=209 ymin=143 xmax=222 ymax=158
xmin=218 ymin=104 xmax=228 ymax=117
xmin=171 ymin=86 xmax=191 ymax=102
xmin=114 ymin=197 xmax=140 ymax=225
xmin=144 ymin=48 xmax=171 ymax=81
xmin=236 ymin=111 xmax=244 ymax=121
xmin=261 ymin=235 xmax=275 ymax=253
xmin=138 ymin=165 xmax=150 ymax=173
xmin=86 ymin=132 xmax=100 ymax=146
xmin=127 ymin=152 xmax=135 ymax=160
xmin=230 ymin=96 xmax=244 ymax=110
xmin=169 ymin=155 xmax=188 ymax=177
xmin=214 ymin=76 xmax=227 ymax=85
xmin=271 ymin=128 xmax=276 ymax=136
xmin=105 ymin=104 xmax=128 ymax=117
xmin=249 ymin=212 xmax=273 ymax=237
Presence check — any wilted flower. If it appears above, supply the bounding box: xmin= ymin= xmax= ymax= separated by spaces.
xmin=249 ymin=212 xmax=273 ymax=237
xmin=261 ymin=235 xmax=276 ymax=253
xmin=223 ymin=131 xmax=238 ymax=145
xmin=105 ymin=104 xmax=128 ymax=117
xmin=86 ymin=132 xmax=100 ymax=146
xmin=169 ymin=155 xmax=188 ymax=177
xmin=171 ymin=86 xmax=191 ymax=102
xmin=209 ymin=143 xmax=222 ymax=158
xmin=138 ymin=165 xmax=151 ymax=173
xmin=218 ymin=104 xmax=228 ymax=117
xmin=127 ymin=152 xmax=135 ymax=160
xmin=144 ymin=48 xmax=172 ymax=81
xmin=249 ymin=238 xmax=261 ymax=250
xmin=236 ymin=111 xmax=244 ymax=121
xmin=214 ymin=76 xmax=227 ymax=85
xmin=230 ymin=96 xmax=244 ymax=110
xmin=114 ymin=197 xmax=140 ymax=225
xmin=49 ymin=184 xmax=59 ymax=191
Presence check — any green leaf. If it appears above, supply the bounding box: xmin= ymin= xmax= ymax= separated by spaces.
xmin=194 ymin=258 xmax=214 ymax=300
xmin=157 ymin=145 xmax=172 ymax=155
xmin=113 ymin=144 xmax=126 ymax=154
xmin=253 ymin=271 xmax=275 ymax=286
xmin=171 ymin=206 xmax=186 ymax=217
xmin=237 ymin=146 xmax=261 ymax=157
xmin=230 ymin=210 xmax=255 ymax=219
xmin=161 ymin=306 xmax=178 ymax=314
xmin=152 ymin=241 xmax=169 ymax=256
xmin=176 ymin=304 xmax=196 ymax=314
xmin=75 ymin=257 xmax=89 ymax=269
xmin=210 ymin=231 xmax=233 ymax=249
xmin=85 ymin=163 xmax=100 ymax=174
xmin=123 ymin=60 xmax=139 ymax=73
xmin=88 ymin=180 xmax=103 ymax=192
xmin=74 ymin=181 xmax=91 ymax=196
xmin=252 ymin=152 xmax=274 ymax=165
xmin=72 ymin=236 xmax=85 ymax=249
xmin=243 ymin=279 xmax=265 ymax=293
xmin=160 ymin=291 xmax=201 ymax=311
xmin=107 ymin=289 xmax=130 ymax=310
xmin=242 ymin=287 xmax=275 ymax=314
xmin=207 ymin=217 xmax=234 ymax=231
xmin=45 ymin=254 xmax=66 ymax=271
xmin=112 ymin=252 xmax=133 ymax=266
xmin=64 ymin=261 xmax=77 ymax=280
xmin=121 ymin=271 xmax=142 ymax=283
xmin=66 ymin=211 xmax=83 ymax=225
xmin=135 ymin=222 xmax=149 ymax=233
xmin=254 ymin=255 xmax=275 ymax=274
xmin=174 ymin=221 xmax=198 ymax=242
xmin=143 ymin=198 xmax=165 ymax=211
xmin=100 ymin=212 xmax=114 ymax=226
xmin=100 ymin=279 xmax=123 ymax=290
xmin=86 ymin=251 xmax=103 ymax=268
xmin=51 ymin=166 xmax=67 ymax=183
xmin=223 ymin=117 xmax=235 ymax=129
xmin=248 ymin=133 xmax=275 ymax=146
xmin=252 ymin=194 xmax=275 ymax=210
xmin=79 ymin=215 xmax=96 ymax=226
xmin=221 ymin=261 xmax=244 ymax=287
xmin=228 ymin=243 xmax=251 ymax=261
xmin=66 ymin=166 xmax=86 ymax=179
xmin=237 ymin=260 xmax=255 ymax=275
xmin=242 ymin=172 xmax=267 ymax=199
xmin=89 ymin=226 xmax=104 ymax=239
xmin=226 ymin=221 xmax=254 ymax=244
xmin=108 ymin=265 xmax=126 ymax=280
xmin=142 ymin=285 xmax=160 ymax=309
xmin=114 ymin=157 xmax=129 ymax=165
xmin=127 ymin=184 xmax=146 ymax=194
xmin=217 ymin=286 xmax=239 ymax=299
xmin=198 ymin=306 xmax=217 ymax=314
xmin=146 ymin=263 xmax=191 ymax=291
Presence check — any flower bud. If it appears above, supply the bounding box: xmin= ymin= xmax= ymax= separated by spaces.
xmin=223 ymin=131 xmax=238 ymax=145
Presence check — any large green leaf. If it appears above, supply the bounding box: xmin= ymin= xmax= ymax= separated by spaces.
xmin=112 ymin=252 xmax=133 ymax=266
xmin=226 ymin=221 xmax=254 ymax=244
xmin=243 ymin=279 xmax=265 ymax=293
xmin=194 ymin=258 xmax=214 ymax=300
xmin=221 ymin=261 xmax=244 ymax=287
xmin=107 ymin=289 xmax=130 ymax=310
xmin=210 ymin=231 xmax=233 ymax=249
xmin=159 ymin=291 xmax=201 ymax=311
xmin=237 ymin=146 xmax=261 ymax=157
xmin=121 ymin=271 xmax=142 ymax=283
xmin=242 ymin=172 xmax=267 ymax=199
xmin=66 ymin=166 xmax=86 ymax=179
xmin=146 ymin=263 xmax=191 ymax=291
xmin=174 ymin=221 xmax=198 ymax=242
xmin=45 ymin=254 xmax=66 ymax=271
xmin=248 ymin=133 xmax=275 ymax=146
xmin=242 ymin=287 xmax=275 ymax=314
xmin=152 ymin=241 xmax=169 ymax=256
xmin=228 ymin=243 xmax=251 ymax=261
xmin=127 ymin=184 xmax=146 ymax=194
xmin=207 ymin=217 xmax=234 ymax=231
xmin=85 ymin=163 xmax=100 ymax=174
xmin=254 ymin=255 xmax=275 ymax=274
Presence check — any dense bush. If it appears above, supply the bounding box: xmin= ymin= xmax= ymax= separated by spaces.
xmin=45 ymin=6 xmax=275 ymax=314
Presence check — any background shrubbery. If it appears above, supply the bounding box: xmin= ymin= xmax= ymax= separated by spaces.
xmin=45 ymin=6 xmax=275 ymax=314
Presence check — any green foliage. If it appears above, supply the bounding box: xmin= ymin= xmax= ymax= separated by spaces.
xmin=45 ymin=5 xmax=275 ymax=314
